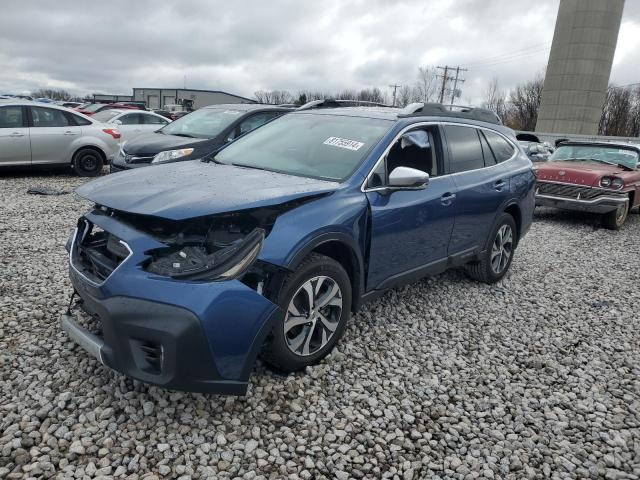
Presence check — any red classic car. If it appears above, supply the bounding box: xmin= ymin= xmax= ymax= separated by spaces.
xmin=534 ymin=141 xmax=640 ymax=229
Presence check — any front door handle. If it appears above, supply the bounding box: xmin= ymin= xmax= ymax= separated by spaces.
xmin=494 ymin=179 xmax=506 ymax=191
xmin=9 ymin=132 xmax=24 ymax=137
xmin=441 ymin=192 xmax=456 ymax=206
xmin=64 ymin=131 xmax=77 ymax=136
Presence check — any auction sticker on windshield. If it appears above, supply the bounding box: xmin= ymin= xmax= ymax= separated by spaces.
xmin=324 ymin=136 xmax=364 ymax=151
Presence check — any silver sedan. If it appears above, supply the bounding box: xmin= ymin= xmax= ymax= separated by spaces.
xmin=91 ymin=109 xmax=169 ymax=144
xmin=0 ymin=101 xmax=120 ymax=176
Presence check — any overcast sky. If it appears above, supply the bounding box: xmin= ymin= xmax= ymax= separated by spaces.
xmin=1 ymin=0 xmax=639 ymax=103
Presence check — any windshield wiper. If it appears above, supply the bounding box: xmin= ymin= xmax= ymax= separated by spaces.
xmin=171 ymin=133 xmax=196 ymax=138
xmin=202 ymin=154 xmax=226 ymax=164
xmin=230 ymin=163 xmax=268 ymax=172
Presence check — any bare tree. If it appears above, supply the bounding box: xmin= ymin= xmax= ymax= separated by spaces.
xmin=599 ymin=85 xmax=640 ymax=137
xmin=31 ymin=88 xmax=74 ymax=101
xmin=254 ymin=90 xmax=294 ymax=105
xmin=503 ymin=74 xmax=544 ymax=131
xmin=415 ymin=66 xmax=438 ymax=102
xmin=482 ymin=78 xmax=508 ymax=122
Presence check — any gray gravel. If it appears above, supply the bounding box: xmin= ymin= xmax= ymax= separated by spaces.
xmin=1 ymin=172 xmax=639 ymax=480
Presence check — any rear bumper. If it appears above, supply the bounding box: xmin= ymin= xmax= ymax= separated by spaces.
xmin=535 ymin=193 xmax=628 ymax=214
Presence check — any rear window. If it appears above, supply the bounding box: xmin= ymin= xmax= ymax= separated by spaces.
xmin=444 ymin=125 xmax=484 ymax=173
xmin=484 ymin=130 xmax=515 ymax=162
xmin=92 ymin=110 xmax=122 ymax=122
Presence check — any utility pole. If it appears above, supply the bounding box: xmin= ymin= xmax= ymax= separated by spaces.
xmin=388 ymin=84 xmax=401 ymax=106
xmin=436 ymin=66 xmax=450 ymax=104
xmin=449 ymin=66 xmax=467 ymax=105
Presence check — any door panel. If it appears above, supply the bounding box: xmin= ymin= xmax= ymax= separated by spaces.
xmin=0 ymin=105 xmax=30 ymax=165
xmin=29 ymin=106 xmax=80 ymax=164
xmin=366 ymin=176 xmax=457 ymax=289
xmin=448 ymin=164 xmax=510 ymax=253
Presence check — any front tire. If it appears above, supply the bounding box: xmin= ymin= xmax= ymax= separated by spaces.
xmin=466 ymin=213 xmax=517 ymax=284
xmin=261 ymin=253 xmax=352 ymax=372
xmin=73 ymin=148 xmax=104 ymax=177
xmin=602 ymin=202 xmax=629 ymax=230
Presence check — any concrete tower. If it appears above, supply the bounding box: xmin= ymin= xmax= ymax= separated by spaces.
xmin=536 ymin=0 xmax=625 ymax=135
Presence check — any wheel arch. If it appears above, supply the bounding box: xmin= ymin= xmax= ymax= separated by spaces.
xmin=289 ymin=233 xmax=365 ymax=312
xmin=503 ymin=202 xmax=522 ymax=245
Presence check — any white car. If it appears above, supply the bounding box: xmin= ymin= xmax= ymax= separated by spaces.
xmin=91 ymin=109 xmax=170 ymax=143
xmin=0 ymin=101 xmax=120 ymax=176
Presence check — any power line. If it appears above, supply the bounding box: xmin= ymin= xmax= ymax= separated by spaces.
xmin=462 ymin=42 xmax=552 ymax=68
xmin=468 ymin=48 xmax=551 ymax=69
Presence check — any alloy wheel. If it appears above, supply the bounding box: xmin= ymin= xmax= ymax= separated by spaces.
xmin=490 ymin=224 xmax=513 ymax=275
xmin=284 ymin=275 xmax=342 ymax=357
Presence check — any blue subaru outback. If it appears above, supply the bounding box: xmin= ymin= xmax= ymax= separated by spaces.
xmin=63 ymin=103 xmax=535 ymax=395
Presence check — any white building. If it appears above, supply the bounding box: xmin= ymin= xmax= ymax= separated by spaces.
xmin=132 ymin=88 xmax=256 ymax=110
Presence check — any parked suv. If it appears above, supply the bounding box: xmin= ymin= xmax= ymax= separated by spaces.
xmin=0 ymin=101 xmax=120 ymax=176
xmin=109 ymin=104 xmax=292 ymax=172
xmin=62 ymin=103 xmax=535 ymax=395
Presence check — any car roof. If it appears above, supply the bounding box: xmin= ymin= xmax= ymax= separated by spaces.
xmin=292 ymin=106 xmax=515 ymax=135
xmin=202 ymin=103 xmax=293 ymax=112
xmin=558 ymin=140 xmax=640 ymax=152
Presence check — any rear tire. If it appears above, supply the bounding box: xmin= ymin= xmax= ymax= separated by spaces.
xmin=466 ymin=213 xmax=517 ymax=284
xmin=261 ymin=253 xmax=351 ymax=372
xmin=602 ymin=202 xmax=629 ymax=230
xmin=73 ymin=148 xmax=104 ymax=177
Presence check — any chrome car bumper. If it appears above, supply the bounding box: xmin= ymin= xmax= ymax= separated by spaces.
xmin=535 ymin=193 xmax=628 ymax=214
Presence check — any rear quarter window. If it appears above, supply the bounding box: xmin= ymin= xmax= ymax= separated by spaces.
xmin=484 ymin=130 xmax=515 ymax=162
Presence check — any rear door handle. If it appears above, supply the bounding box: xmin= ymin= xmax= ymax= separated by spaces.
xmin=441 ymin=192 xmax=456 ymax=206
xmin=494 ymin=179 xmax=506 ymax=191
xmin=9 ymin=132 xmax=24 ymax=137
xmin=64 ymin=131 xmax=77 ymax=136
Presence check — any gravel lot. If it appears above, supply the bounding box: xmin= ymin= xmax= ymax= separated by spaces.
xmin=1 ymin=171 xmax=639 ymax=480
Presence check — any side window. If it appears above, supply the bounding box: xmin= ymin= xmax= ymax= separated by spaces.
xmin=31 ymin=107 xmax=71 ymax=127
xmin=444 ymin=125 xmax=484 ymax=173
xmin=71 ymin=114 xmax=91 ymax=126
xmin=367 ymin=126 xmax=441 ymax=189
xmin=479 ymin=131 xmax=497 ymax=166
xmin=237 ymin=112 xmax=279 ymax=136
xmin=484 ymin=130 xmax=515 ymax=163
xmin=142 ymin=114 xmax=167 ymax=125
xmin=119 ymin=113 xmax=142 ymax=125
xmin=0 ymin=106 xmax=24 ymax=128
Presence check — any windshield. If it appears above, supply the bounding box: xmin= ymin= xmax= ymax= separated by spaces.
xmin=160 ymin=108 xmax=243 ymax=138
xmin=550 ymin=145 xmax=639 ymax=169
xmin=92 ymin=110 xmax=121 ymax=122
xmin=214 ymin=113 xmax=393 ymax=181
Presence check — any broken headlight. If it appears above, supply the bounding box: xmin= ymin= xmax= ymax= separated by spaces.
xmin=146 ymin=228 xmax=264 ymax=281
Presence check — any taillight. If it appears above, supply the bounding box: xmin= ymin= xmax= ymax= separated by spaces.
xmin=103 ymin=128 xmax=121 ymax=139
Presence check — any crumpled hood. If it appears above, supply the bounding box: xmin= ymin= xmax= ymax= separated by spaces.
xmin=76 ymin=161 xmax=340 ymax=220
xmin=536 ymin=160 xmax=629 ymax=187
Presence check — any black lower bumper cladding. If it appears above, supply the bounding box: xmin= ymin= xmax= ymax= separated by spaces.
xmin=61 ymin=292 xmax=249 ymax=395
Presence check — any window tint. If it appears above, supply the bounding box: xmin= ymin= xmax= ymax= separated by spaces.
xmin=142 ymin=114 xmax=167 ymax=125
xmin=119 ymin=113 xmax=141 ymax=125
xmin=484 ymin=130 xmax=515 ymax=162
xmin=444 ymin=125 xmax=484 ymax=173
xmin=0 ymin=106 xmax=24 ymax=128
xmin=479 ymin=131 xmax=497 ymax=166
xmin=31 ymin=107 xmax=71 ymax=127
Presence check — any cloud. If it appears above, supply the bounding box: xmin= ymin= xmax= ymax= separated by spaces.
xmin=0 ymin=0 xmax=638 ymax=103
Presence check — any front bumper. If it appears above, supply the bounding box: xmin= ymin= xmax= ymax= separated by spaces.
xmin=535 ymin=193 xmax=628 ymax=214
xmin=63 ymin=211 xmax=280 ymax=395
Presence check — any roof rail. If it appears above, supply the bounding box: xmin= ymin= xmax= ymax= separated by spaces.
xmin=297 ymin=98 xmax=392 ymax=111
xmin=398 ymin=102 xmax=502 ymax=125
